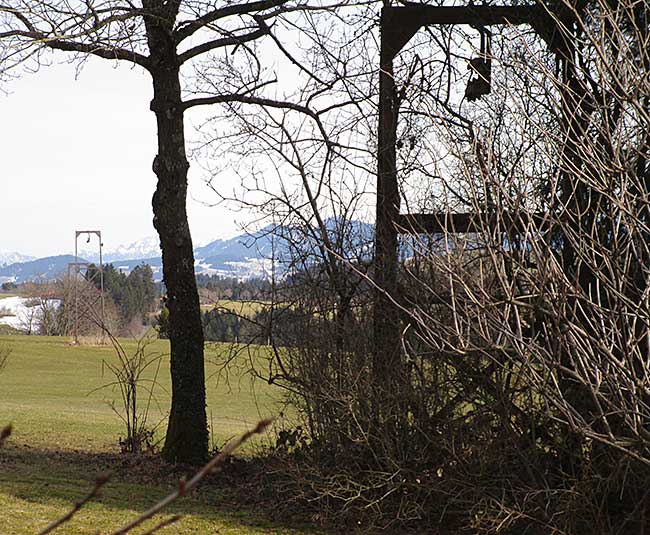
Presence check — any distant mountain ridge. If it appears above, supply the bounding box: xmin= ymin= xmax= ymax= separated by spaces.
xmin=0 ymin=219 xmax=375 ymax=284
xmin=0 ymin=255 xmax=80 ymax=283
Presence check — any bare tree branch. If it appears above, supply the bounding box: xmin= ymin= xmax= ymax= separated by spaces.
xmin=0 ymin=30 xmax=151 ymax=67
xmin=183 ymin=93 xmax=335 ymax=148
xmin=177 ymin=26 xmax=268 ymax=64
xmin=36 ymin=473 xmax=111 ymax=535
xmin=174 ymin=0 xmax=288 ymax=43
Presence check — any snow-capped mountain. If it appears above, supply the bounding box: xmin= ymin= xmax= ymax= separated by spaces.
xmin=78 ymin=236 xmax=162 ymax=263
xmin=0 ymin=251 xmax=35 ymax=267
xmin=193 ymin=227 xmax=280 ymax=280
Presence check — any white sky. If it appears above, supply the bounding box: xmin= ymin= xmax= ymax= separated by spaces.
xmin=0 ymin=54 xmax=243 ymax=258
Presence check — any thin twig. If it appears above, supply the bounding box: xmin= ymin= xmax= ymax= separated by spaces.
xmin=109 ymin=419 xmax=273 ymax=535
xmin=136 ymin=515 xmax=182 ymax=535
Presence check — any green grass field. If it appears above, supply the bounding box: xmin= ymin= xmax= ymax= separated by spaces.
xmin=200 ymin=299 xmax=268 ymax=317
xmin=0 ymin=335 xmax=313 ymax=535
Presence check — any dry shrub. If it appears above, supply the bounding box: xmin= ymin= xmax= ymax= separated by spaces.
xmin=95 ymin=333 xmax=166 ymax=454
xmin=251 ymin=1 xmax=650 ymax=532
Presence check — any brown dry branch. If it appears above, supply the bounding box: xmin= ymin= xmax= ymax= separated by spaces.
xmin=203 ymin=0 xmax=650 ymax=532
xmin=37 ymin=473 xmax=112 ymax=535
xmin=388 ymin=0 xmax=650 ymax=530
xmin=1 ymin=421 xmax=270 ymax=535
xmin=96 ymin=330 xmax=166 ymax=454
xmin=135 ymin=515 xmax=182 ymax=535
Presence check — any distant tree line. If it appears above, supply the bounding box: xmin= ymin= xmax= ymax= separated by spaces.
xmin=87 ymin=263 xmax=157 ymax=334
xmin=203 ymin=306 xmax=309 ymax=345
xmin=157 ymin=301 xmax=310 ymax=347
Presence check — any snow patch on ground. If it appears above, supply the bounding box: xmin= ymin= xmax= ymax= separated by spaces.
xmin=0 ymin=296 xmax=28 ymax=328
xmin=223 ymin=258 xmax=274 ymax=279
xmin=0 ymin=296 xmax=60 ymax=330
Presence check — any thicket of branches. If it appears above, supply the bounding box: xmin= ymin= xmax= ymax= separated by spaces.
xmin=206 ymin=0 xmax=650 ymax=532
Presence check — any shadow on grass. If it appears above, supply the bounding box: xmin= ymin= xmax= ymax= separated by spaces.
xmin=0 ymin=444 xmax=320 ymax=535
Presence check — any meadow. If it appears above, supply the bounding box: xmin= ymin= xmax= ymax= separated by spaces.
xmin=200 ymin=299 xmax=268 ymax=317
xmin=0 ymin=335 xmax=313 ymax=535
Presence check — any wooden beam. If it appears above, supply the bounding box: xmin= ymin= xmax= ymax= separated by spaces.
xmin=396 ymin=212 xmax=548 ymax=235
xmin=385 ymin=5 xmax=547 ymax=26
xmin=381 ymin=5 xmax=548 ymax=61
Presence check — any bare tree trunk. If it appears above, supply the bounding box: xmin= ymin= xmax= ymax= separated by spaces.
xmin=146 ymin=8 xmax=207 ymax=464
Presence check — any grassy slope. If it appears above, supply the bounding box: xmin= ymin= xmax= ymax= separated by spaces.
xmin=0 ymin=335 xmax=310 ymax=535
xmin=0 ymin=335 xmax=283 ymax=449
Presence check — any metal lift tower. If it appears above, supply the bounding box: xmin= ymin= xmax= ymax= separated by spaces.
xmin=68 ymin=230 xmax=105 ymax=343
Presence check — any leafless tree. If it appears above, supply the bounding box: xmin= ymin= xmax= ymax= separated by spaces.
xmin=0 ymin=0 xmax=354 ymax=464
xmin=18 ymin=281 xmax=66 ymax=335
xmin=18 ymin=297 xmax=39 ymax=334
xmin=193 ymin=0 xmax=381 ymax=441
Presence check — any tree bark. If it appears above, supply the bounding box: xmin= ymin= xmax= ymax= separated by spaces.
xmin=373 ymin=7 xmax=406 ymax=444
xmin=145 ymin=5 xmax=208 ymax=464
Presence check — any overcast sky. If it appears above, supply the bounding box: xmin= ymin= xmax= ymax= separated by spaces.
xmin=0 ymin=55 xmax=244 ymax=258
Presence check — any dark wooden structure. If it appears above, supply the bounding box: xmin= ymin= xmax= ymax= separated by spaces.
xmin=373 ymin=4 xmax=557 ymax=403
